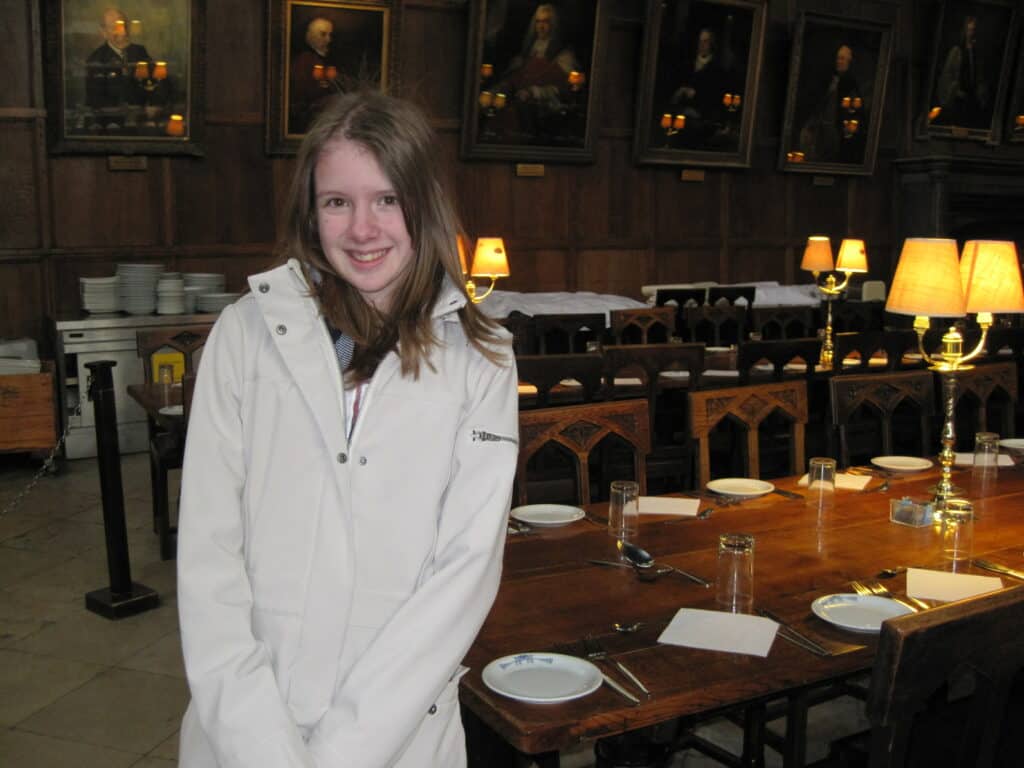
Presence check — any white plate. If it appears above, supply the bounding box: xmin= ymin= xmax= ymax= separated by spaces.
xmin=158 ymin=405 xmax=184 ymax=416
xmin=482 ymin=653 xmax=602 ymax=703
xmin=510 ymin=504 xmax=585 ymax=527
xmin=811 ymin=593 xmax=913 ymax=633
xmin=706 ymin=478 xmax=775 ymax=497
xmin=870 ymin=456 xmax=932 ymax=472
xmin=999 ymin=439 xmax=1024 ymax=452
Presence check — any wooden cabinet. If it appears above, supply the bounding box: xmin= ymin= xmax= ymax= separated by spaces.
xmin=0 ymin=362 xmax=57 ymax=453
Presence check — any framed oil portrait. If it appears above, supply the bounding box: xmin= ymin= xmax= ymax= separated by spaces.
xmin=779 ymin=12 xmax=893 ymax=176
xmin=1008 ymin=41 xmax=1024 ymax=143
xmin=633 ymin=0 xmax=766 ymax=169
xmin=42 ymin=0 xmax=204 ymax=155
xmin=460 ymin=0 xmax=608 ymax=163
xmin=266 ymin=0 xmax=397 ymax=155
xmin=919 ymin=0 xmax=1019 ymax=144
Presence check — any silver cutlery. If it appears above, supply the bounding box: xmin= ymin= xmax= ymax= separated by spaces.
xmin=771 ymin=488 xmax=804 ymax=500
xmin=972 ymin=558 xmax=1024 ymax=581
xmin=583 ymin=635 xmax=650 ymax=699
xmin=757 ymin=608 xmax=831 ymax=657
xmin=599 ymin=671 xmax=641 ymax=705
xmin=851 ymin=580 xmax=926 ymax=612
xmin=618 ymin=541 xmax=711 ymax=588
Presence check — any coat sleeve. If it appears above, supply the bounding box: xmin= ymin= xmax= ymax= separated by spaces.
xmin=307 ymin=339 xmax=519 ymax=766
xmin=177 ymin=305 xmax=315 ymax=768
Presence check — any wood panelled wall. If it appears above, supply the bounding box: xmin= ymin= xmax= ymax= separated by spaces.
xmin=2 ymin=0 xmax=1021 ymax=355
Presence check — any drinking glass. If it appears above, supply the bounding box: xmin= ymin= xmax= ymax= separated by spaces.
xmin=608 ymin=480 xmax=639 ymax=544
xmin=973 ymin=432 xmax=999 ymax=495
xmin=940 ymin=499 xmax=974 ymax=564
xmin=806 ymin=457 xmax=837 ymax=514
xmin=716 ymin=533 xmax=755 ymax=612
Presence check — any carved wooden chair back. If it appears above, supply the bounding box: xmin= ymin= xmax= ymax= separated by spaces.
xmin=687 ymin=380 xmax=807 ymax=487
xmin=708 ymin=285 xmax=756 ymax=306
xmin=865 ymin=585 xmax=1024 ymax=768
xmin=499 ymin=311 xmax=538 ymax=356
xmin=136 ymin=325 xmax=212 ymax=382
xmin=683 ymin=304 xmax=748 ymax=346
xmin=951 ymin=361 xmax=1018 ymax=445
xmin=609 ymin=307 xmax=674 ymax=345
xmin=515 ymin=399 xmax=651 ymax=506
xmin=829 ymin=370 xmax=936 ymax=468
xmin=830 ymin=300 xmax=884 ymax=333
xmin=602 ymin=343 xmax=705 ymax=438
xmin=750 ymin=306 xmax=816 ymax=340
xmin=832 ymin=330 xmax=926 ymax=374
xmin=736 ymin=338 xmax=822 ymax=385
xmin=533 ymin=313 xmax=606 ymax=354
xmin=516 ymin=353 xmax=604 ymax=409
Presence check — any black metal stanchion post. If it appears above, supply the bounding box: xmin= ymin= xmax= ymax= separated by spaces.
xmin=84 ymin=360 xmax=159 ymax=619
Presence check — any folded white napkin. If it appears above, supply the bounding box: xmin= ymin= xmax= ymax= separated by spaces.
xmin=906 ymin=567 xmax=1003 ymax=602
xmin=639 ymin=496 xmax=700 ymax=517
xmin=658 ymin=608 xmax=777 ymax=657
xmin=797 ymin=473 xmax=872 ymax=490
xmin=953 ymin=452 xmax=1014 ymax=467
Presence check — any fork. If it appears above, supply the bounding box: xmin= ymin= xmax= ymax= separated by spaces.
xmin=583 ymin=635 xmax=650 ymax=698
xmin=852 ymin=580 xmax=923 ymax=612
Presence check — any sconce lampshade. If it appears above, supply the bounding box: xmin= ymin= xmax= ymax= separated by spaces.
xmin=800 ymin=236 xmax=834 ymax=272
xmin=835 ymin=239 xmax=869 ymax=273
xmin=457 ymin=234 xmax=471 ymax=275
xmin=472 ymin=237 xmax=510 ymax=278
xmin=886 ymin=238 xmax=965 ymax=318
xmin=960 ymin=240 xmax=1024 ymax=314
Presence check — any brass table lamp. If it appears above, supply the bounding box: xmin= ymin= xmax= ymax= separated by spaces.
xmin=801 ymin=236 xmax=869 ymax=367
xmin=885 ymin=238 xmax=1024 ymax=505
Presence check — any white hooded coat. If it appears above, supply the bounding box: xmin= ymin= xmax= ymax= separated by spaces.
xmin=176 ymin=259 xmax=518 ymax=767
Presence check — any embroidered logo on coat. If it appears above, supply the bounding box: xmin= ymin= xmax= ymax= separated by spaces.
xmin=471 ymin=429 xmax=518 ymax=445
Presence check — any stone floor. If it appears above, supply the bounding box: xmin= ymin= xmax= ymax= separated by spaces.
xmin=0 ymin=453 xmax=867 ymax=767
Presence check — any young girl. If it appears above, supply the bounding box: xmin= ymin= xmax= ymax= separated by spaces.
xmin=177 ymin=91 xmax=518 ymax=767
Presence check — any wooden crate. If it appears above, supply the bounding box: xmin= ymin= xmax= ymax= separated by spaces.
xmin=0 ymin=361 xmax=57 ymax=453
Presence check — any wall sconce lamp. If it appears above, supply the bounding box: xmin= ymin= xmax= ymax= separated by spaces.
xmin=801 ymin=236 xmax=868 ymax=367
xmin=885 ymin=238 xmax=1024 ymax=505
xmin=459 ymin=235 xmax=510 ymax=304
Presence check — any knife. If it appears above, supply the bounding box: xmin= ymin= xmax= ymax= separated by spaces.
xmin=771 ymin=488 xmax=804 ymax=500
xmin=758 ymin=608 xmax=831 ymax=657
xmin=600 ymin=671 xmax=641 ymax=705
xmin=972 ymin=558 xmax=1024 ymax=581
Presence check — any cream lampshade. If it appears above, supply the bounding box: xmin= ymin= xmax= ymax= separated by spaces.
xmin=800 ymin=236 xmax=834 ymax=273
xmin=471 ymin=237 xmax=510 ymax=278
xmin=960 ymin=240 xmax=1024 ymax=315
xmin=457 ymin=234 xmax=471 ymax=275
xmin=464 ymin=237 xmax=509 ymax=303
xmin=835 ymin=239 xmax=869 ymax=273
xmin=885 ymin=238 xmax=965 ymax=318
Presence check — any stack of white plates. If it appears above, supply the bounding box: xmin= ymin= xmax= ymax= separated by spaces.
xmin=197 ymin=292 xmax=240 ymax=313
xmin=156 ymin=276 xmax=185 ymax=315
xmin=183 ymin=272 xmax=226 ymax=293
xmin=80 ymin=276 xmax=120 ymax=313
xmin=117 ymin=263 xmax=164 ymax=315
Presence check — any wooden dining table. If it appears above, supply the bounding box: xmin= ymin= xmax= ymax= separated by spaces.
xmin=459 ymin=464 xmax=1024 ymax=766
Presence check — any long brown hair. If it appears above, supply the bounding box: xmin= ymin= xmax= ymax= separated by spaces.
xmin=280 ymin=90 xmax=506 ymax=382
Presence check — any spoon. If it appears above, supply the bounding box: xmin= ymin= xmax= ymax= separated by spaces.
xmin=618 ymin=541 xmax=711 ymax=588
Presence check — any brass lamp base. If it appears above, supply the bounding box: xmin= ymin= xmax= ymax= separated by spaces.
xmin=914 ymin=314 xmax=992 ymax=506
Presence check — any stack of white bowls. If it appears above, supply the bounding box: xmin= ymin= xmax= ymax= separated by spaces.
xmin=80 ymin=276 xmax=120 ymax=313
xmin=196 ymin=293 xmax=241 ymax=313
xmin=183 ymin=272 xmax=226 ymax=293
xmin=156 ymin=275 xmax=186 ymax=314
xmin=117 ymin=263 xmax=164 ymax=315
